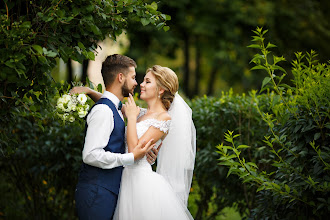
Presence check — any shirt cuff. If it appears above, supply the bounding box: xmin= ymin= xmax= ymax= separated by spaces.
xmin=122 ymin=153 xmax=134 ymax=166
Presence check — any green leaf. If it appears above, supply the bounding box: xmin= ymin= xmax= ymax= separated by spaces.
xmin=87 ymin=51 xmax=95 ymax=60
xmin=97 ymin=83 xmax=103 ymax=93
xmin=266 ymin=42 xmax=277 ymax=49
xmin=91 ymin=25 xmax=102 ymax=35
xmin=251 ymin=65 xmax=268 ymax=71
xmin=87 ymin=77 xmax=94 ymax=90
xmin=237 ymin=145 xmax=250 ymax=149
xmin=38 ymin=56 xmax=47 ymax=64
xmin=156 ymin=22 xmax=164 ymax=29
xmin=218 ymin=161 xmax=233 ymax=166
xmin=261 ymin=77 xmax=271 ymax=88
xmin=163 ymin=26 xmax=170 ymax=32
xmin=141 ymin=18 xmax=150 ymax=26
xmin=5 ymin=60 xmax=15 ymax=68
xmin=15 ymin=68 xmax=26 ymax=78
xmin=46 ymin=51 xmax=57 ymax=58
xmin=21 ymin=21 xmax=31 ymax=28
xmin=127 ymin=6 xmax=134 ymax=13
xmin=78 ymin=42 xmax=86 ymax=50
xmin=246 ymin=162 xmax=258 ymax=169
xmin=314 ymin=133 xmax=321 ymax=140
xmin=32 ymin=45 xmax=43 ymax=55
xmin=165 ymin=14 xmax=171 ymax=20
xmin=273 ymin=65 xmax=287 ymax=73
xmin=257 ymin=185 xmax=265 ymax=192
xmin=30 ymin=105 xmax=37 ymax=112
xmin=285 ymin=184 xmax=290 ymax=193
xmin=146 ymin=2 xmax=158 ymax=11
xmin=247 ymin=44 xmax=261 ymax=49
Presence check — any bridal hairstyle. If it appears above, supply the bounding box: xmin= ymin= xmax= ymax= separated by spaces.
xmin=101 ymin=54 xmax=137 ymax=87
xmin=146 ymin=65 xmax=179 ymax=110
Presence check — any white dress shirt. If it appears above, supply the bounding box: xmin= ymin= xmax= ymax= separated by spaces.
xmin=82 ymin=91 xmax=134 ymax=169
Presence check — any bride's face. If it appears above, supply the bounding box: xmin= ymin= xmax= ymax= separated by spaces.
xmin=140 ymin=71 xmax=158 ymax=101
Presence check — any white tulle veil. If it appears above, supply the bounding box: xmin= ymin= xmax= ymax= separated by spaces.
xmin=156 ymin=93 xmax=196 ymax=206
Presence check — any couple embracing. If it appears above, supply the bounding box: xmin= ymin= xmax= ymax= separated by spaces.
xmin=74 ymin=54 xmax=196 ymax=220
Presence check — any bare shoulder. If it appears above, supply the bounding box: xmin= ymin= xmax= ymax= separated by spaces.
xmin=156 ymin=111 xmax=171 ymax=121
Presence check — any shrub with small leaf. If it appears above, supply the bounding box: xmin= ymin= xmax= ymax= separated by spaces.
xmin=217 ymin=27 xmax=330 ymax=219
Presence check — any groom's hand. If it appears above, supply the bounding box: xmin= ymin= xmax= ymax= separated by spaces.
xmin=132 ymin=139 xmax=155 ymax=161
xmin=147 ymin=143 xmax=161 ymax=165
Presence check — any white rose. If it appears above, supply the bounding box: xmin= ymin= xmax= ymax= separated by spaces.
xmin=57 ymin=103 xmax=65 ymax=111
xmin=78 ymin=110 xmax=87 ymax=118
xmin=77 ymin=94 xmax=87 ymax=105
xmin=67 ymin=100 xmax=76 ymax=111
xmin=85 ymin=104 xmax=90 ymax=111
xmin=69 ymin=116 xmax=75 ymax=122
xmin=57 ymin=97 xmax=64 ymax=105
xmin=62 ymin=94 xmax=71 ymax=103
xmin=64 ymin=103 xmax=71 ymax=112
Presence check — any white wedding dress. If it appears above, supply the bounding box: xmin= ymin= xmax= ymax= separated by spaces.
xmin=113 ymin=115 xmax=193 ymax=220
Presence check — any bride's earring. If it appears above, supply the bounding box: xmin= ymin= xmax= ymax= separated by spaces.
xmin=158 ymin=94 xmax=160 ymax=98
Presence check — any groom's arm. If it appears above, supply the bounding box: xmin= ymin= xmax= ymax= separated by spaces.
xmin=82 ymin=104 xmax=134 ymax=169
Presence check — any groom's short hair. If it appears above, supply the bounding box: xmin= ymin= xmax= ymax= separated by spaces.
xmin=101 ymin=54 xmax=137 ymax=86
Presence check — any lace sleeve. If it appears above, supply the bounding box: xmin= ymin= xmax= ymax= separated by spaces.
xmin=137 ymin=108 xmax=147 ymax=119
xmin=149 ymin=119 xmax=171 ymax=133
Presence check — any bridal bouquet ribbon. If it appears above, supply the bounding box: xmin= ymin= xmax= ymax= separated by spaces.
xmin=56 ymin=93 xmax=89 ymax=123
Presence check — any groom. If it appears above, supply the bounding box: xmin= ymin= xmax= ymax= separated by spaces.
xmin=75 ymin=54 xmax=155 ymax=220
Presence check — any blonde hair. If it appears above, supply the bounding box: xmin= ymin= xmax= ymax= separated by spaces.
xmin=146 ymin=65 xmax=179 ymax=110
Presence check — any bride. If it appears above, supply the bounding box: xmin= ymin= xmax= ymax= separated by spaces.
xmin=73 ymin=65 xmax=196 ymax=219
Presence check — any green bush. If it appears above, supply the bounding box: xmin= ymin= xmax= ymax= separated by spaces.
xmin=189 ymin=90 xmax=271 ymax=219
xmin=0 ymin=94 xmax=86 ymax=219
xmin=217 ymin=28 xmax=330 ymax=219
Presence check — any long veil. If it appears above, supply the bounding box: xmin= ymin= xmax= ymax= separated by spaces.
xmin=156 ymin=93 xmax=196 ymax=206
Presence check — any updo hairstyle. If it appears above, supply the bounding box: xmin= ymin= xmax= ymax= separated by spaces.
xmin=146 ymin=65 xmax=179 ymax=110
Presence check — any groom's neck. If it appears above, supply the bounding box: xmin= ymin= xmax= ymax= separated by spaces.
xmin=106 ymin=85 xmax=124 ymax=101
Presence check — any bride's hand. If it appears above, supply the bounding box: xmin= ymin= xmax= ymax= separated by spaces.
xmin=125 ymin=93 xmax=140 ymax=120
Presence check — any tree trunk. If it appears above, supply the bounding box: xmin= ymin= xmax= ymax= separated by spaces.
xmin=81 ymin=59 xmax=89 ymax=84
xmin=207 ymin=60 xmax=220 ymax=96
xmin=183 ymin=31 xmax=190 ymax=97
xmin=67 ymin=59 xmax=73 ymax=83
xmin=193 ymin=39 xmax=201 ymax=97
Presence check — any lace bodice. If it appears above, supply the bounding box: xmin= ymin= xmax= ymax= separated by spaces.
xmin=125 ymin=112 xmax=171 ymax=169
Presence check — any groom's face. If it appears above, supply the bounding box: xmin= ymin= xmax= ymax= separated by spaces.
xmin=122 ymin=66 xmax=137 ymax=97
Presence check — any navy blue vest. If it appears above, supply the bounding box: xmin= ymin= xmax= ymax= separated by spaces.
xmin=77 ymin=98 xmax=125 ymax=195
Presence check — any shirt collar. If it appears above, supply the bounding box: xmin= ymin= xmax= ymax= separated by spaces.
xmin=102 ymin=91 xmax=121 ymax=109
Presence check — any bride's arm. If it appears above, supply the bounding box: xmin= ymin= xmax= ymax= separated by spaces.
xmin=125 ymin=95 xmax=169 ymax=152
xmin=125 ymin=94 xmax=140 ymax=152
xmin=70 ymin=86 xmax=102 ymax=103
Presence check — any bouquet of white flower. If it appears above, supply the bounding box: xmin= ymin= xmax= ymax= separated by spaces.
xmin=56 ymin=93 xmax=90 ymax=123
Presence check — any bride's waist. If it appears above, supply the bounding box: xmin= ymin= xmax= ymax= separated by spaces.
xmin=124 ymin=160 xmax=151 ymax=170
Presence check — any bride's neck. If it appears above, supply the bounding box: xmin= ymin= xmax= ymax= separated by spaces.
xmin=146 ymin=98 xmax=166 ymax=113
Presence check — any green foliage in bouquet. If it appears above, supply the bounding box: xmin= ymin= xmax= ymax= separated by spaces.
xmin=217 ymin=27 xmax=330 ymax=219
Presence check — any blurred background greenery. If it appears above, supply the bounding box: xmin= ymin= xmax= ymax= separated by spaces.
xmin=53 ymin=0 xmax=330 ymax=97
xmin=1 ymin=0 xmax=329 ymax=219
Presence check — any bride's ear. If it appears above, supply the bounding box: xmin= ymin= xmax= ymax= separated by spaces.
xmin=158 ymin=88 xmax=165 ymax=96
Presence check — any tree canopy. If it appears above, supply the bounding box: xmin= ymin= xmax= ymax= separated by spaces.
xmin=124 ymin=0 xmax=330 ymax=97
xmin=0 ymin=0 xmax=170 ymax=151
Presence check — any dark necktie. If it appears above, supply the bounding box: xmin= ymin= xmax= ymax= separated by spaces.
xmin=118 ymin=101 xmax=122 ymax=110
